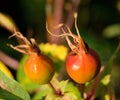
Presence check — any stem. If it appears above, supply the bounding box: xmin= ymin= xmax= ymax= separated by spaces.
xmin=100 ymin=41 xmax=120 ymax=87
xmin=79 ymin=84 xmax=85 ymax=98
xmin=48 ymin=82 xmax=62 ymax=95
xmin=53 ymin=0 xmax=64 ymax=27
xmin=85 ymin=41 xmax=120 ymax=100
xmin=110 ymin=91 xmax=115 ymax=100
xmin=86 ymin=67 xmax=104 ymax=100
xmin=0 ymin=50 xmax=19 ymax=70
xmin=107 ymin=41 xmax=120 ymax=64
xmin=46 ymin=0 xmax=64 ymax=44
xmin=49 ymin=82 xmax=57 ymax=93
xmin=65 ymin=0 xmax=80 ymax=28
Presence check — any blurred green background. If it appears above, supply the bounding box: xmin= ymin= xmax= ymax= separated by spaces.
xmin=0 ymin=0 xmax=120 ymax=99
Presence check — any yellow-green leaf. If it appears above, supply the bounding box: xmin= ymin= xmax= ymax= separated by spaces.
xmin=0 ymin=13 xmax=17 ymax=33
xmin=101 ymin=74 xmax=111 ymax=85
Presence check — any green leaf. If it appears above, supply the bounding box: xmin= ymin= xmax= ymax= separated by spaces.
xmin=104 ymin=94 xmax=110 ymax=100
xmin=101 ymin=74 xmax=111 ymax=85
xmin=0 ymin=70 xmax=30 ymax=100
xmin=0 ymin=88 xmax=23 ymax=100
xmin=33 ymin=77 xmax=82 ymax=100
xmin=82 ymin=32 xmax=117 ymax=65
xmin=65 ymin=92 xmax=83 ymax=100
xmin=59 ymin=80 xmax=68 ymax=93
xmin=103 ymin=24 xmax=120 ymax=38
xmin=45 ymin=93 xmax=58 ymax=100
xmin=32 ymin=84 xmax=52 ymax=100
xmin=64 ymin=82 xmax=81 ymax=100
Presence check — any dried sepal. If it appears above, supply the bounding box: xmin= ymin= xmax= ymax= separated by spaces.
xmin=8 ymin=29 xmax=40 ymax=55
xmin=46 ymin=12 xmax=88 ymax=54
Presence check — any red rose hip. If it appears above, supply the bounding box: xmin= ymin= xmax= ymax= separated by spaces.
xmin=47 ymin=12 xmax=101 ymax=84
xmin=66 ymin=48 xmax=101 ymax=84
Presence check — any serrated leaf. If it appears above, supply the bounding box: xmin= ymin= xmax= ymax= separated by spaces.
xmin=45 ymin=94 xmax=58 ymax=100
xmin=32 ymin=84 xmax=52 ymax=100
xmin=59 ymin=80 xmax=68 ymax=93
xmin=65 ymin=92 xmax=82 ymax=100
xmin=0 ymin=70 xmax=30 ymax=100
xmin=50 ymin=76 xmax=81 ymax=100
xmin=64 ymin=82 xmax=81 ymax=100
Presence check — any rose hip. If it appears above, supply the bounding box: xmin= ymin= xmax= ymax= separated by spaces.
xmin=66 ymin=47 xmax=101 ymax=84
xmin=47 ymin=12 xmax=101 ymax=84
xmin=8 ymin=31 xmax=55 ymax=84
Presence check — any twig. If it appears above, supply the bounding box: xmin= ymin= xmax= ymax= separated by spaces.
xmin=65 ymin=0 xmax=80 ymax=28
xmin=85 ymin=41 xmax=120 ymax=100
xmin=48 ymin=82 xmax=62 ymax=96
xmin=46 ymin=0 xmax=80 ymax=44
xmin=0 ymin=50 xmax=19 ymax=70
xmin=85 ymin=67 xmax=104 ymax=100
xmin=79 ymin=84 xmax=85 ymax=98
xmin=53 ymin=0 xmax=64 ymax=27
xmin=46 ymin=0 xmax=65 ymax=44
xmin=110 ymin=91 xmax=115 ymax=100
xmin=107 ymin=41 xmax=120 ymax=64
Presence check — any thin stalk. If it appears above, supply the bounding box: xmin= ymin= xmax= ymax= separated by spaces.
xmin=48 ymin=82 xmax=62 ymax=96
xmin=0 ymin=50 xmax=19 ymax=70
xmin=86 ymin=67 xmax=104 ymax=100
xmin=79 ymin=84 xmax=85 ymax=98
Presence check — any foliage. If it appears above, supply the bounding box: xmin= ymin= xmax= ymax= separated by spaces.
xmin=0 ymin=70 xmax=30 ymax=100
xmin=0 ymin=0 xmax=120 ymax=100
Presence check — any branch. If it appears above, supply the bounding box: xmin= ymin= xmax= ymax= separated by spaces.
xmin=0 ymin=50 xmax=19 ymax=70
xmin=65 ymin=0 xmax=80 ymax=28
xmin=46 ymin=0 xmax=65 ymax=44
xmin=85 ymin=67 xmax=104 ymax=100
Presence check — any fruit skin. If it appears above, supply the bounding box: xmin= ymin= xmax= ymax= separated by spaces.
xmin=66 ymin=48 xmax=101 ymax=84
xmin=24 ymin=53 xmax=55 ymax=84
xmin=0 ymin=61 xmax=13 ymax=78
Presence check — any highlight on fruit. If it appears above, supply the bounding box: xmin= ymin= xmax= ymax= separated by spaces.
xmin=46 ymin=12 xmax=101 ymax=84
xmin=8 ymin=30 xmax=55 ymax=84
